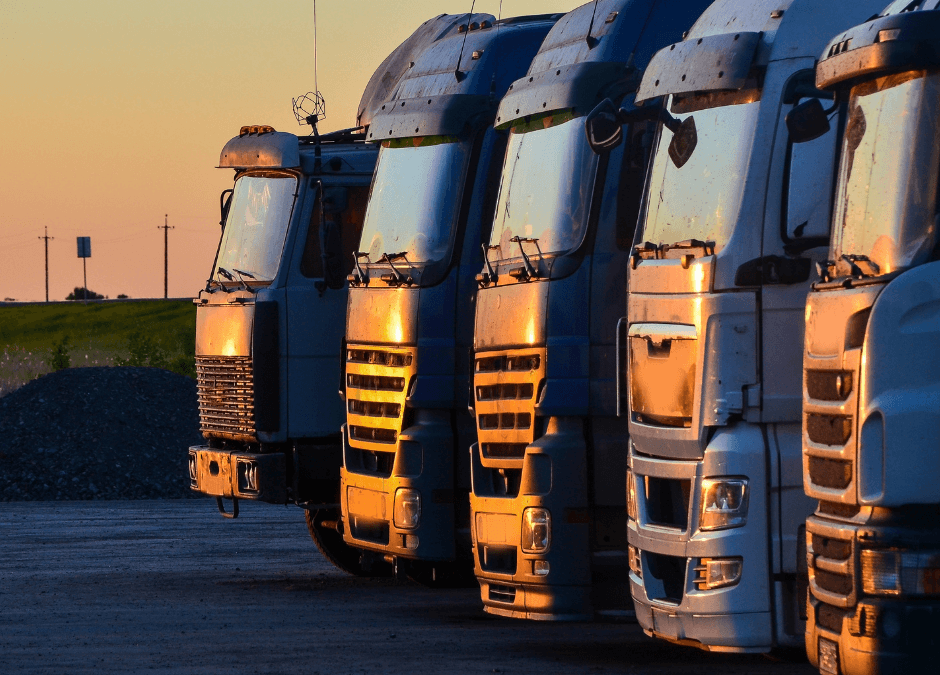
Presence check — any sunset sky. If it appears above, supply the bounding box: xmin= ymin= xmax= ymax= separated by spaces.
xmin=0 ymin=0 xmax=581 ymax=302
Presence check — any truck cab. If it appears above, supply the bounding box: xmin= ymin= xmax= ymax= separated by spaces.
xmin=469 ymin=0 xmax=711 ymax=621
xmin=623 ymin=0 xmax=884 ymax=652
xmin=339 ymin=13 xmax=560 ymax=583
xmin=801 ymin=2 xmax=940 ymax=672
xmin=187 ymin=14 xmax=465 ymax=575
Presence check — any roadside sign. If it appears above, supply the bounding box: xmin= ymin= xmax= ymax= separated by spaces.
xmin=77 ymin=237 xmax=91 ymax=258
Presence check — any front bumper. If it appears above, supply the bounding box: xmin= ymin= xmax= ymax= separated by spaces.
xmin=628 ymin=427 xmax=778 ymax=652
xmin=806 ymin=514 xmax=940 ymax=675
xmin=340 ymin=420 xmax=456 ymax=562
xmin=469 ymin=439 xmax=594 ymax=621
xmin=188 ymin=445 xmax=287 ymax=504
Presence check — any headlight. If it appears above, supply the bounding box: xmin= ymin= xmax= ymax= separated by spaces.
xmin=699 ymin=478 xmax=748 ymax=531
xmin=694 ymin=557 xmax=743 ymax=590
xmin=393 ymin=488 xmax=421 ymax=529
xmin=628 ymin=545 xmax=642 ymax=578
xmin=861 ymin=549 xmax=940 ymax=596
xmin=521 ymin=507 xmax=551 ymax=553
xmin=626 ymin=471 xmax=638 ymax=522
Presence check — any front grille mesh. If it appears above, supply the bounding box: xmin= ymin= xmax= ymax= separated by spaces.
xmin=474 ymin=348 xmax=545 ymax=468
xmin=345 ymin=346 xmax=415 ymax=455
xmin=196 ymin=355 xmax=255 ymax=441
xmin=809 ymin=456 xmax=853 ymax=490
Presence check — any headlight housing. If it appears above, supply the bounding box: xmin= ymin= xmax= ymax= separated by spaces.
xmin=521 ymin=507 xmax=551 ymax=553
xmin=626 ymin=471 xmax=638 ymax=522
xmin=861 ymin=549 xmax=940 ymax=596
xmin=699 ymin=478 xmax=748 ymax=531
xmin=393 ymin=488 xmax=421 ymax=529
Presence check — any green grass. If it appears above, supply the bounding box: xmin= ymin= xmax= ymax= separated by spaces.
xmin=0 ymin=300 xmax=195 ymax=395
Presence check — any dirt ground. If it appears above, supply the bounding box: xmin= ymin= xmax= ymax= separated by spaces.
xmin=0 ymin=500 xmax=818 ymax=675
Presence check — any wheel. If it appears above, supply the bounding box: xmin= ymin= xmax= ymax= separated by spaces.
xmin=304 ymin=509 xmax=389 ymax=577
xmin=406 ymin=558 xmax=476 ymax=588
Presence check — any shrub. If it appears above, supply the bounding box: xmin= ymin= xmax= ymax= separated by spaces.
xmin=66 ymin=287 xmax=104 ymax=301
xmin=46 ymin=335 xmax=71 ymax=371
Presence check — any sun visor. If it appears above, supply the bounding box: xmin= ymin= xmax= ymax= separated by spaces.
xmin=495 ymin=61 xmax=637 ymax=128
xmin=635 ymin=31 xmax=762 ymax=103
xmin=816 ymin=11 xmax=940 ymax=90
xmin=366 ymin=94 xmax=493 ymax=142
xmin=218 ymin=131 xmax=300 ymax=169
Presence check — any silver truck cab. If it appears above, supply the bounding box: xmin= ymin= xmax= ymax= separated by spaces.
xmin=801 ymin=2 xmax=940 ymax=672
xmin=623 ymin=0 xmax=884 ymax=652
xmin=469 ymin=0 xmax=711 ymax=620
xmin=187 ymin=14 xmax=465 ymax=575
xmin=339 ymin=13 xmax=560 ymax=584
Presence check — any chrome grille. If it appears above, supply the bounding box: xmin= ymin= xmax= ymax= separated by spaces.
xmin=345 ymin=346 xmax=415 ymax=455
xmin=196 ymin=355 xmax=255 ymax=441
xmin=808 ymin=518 xmax=857 ymax=609
xmin=474 ymin=348 xmax=545 ymax=468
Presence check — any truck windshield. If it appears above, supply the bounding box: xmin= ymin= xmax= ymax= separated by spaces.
xmin=639 ymin=88 xmax=761 ymax=253
xmin=831 ymin=70 xmax=940 ymax=277
xmin=359 ymin=136 xmax=472 ymax=264
xmin=488 ymin=114 xmax=599 ymax=258
xmin=215 ymin=173 xmax=297 ymax=283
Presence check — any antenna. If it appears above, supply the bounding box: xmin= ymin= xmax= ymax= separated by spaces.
xmin=454 ymin=0 xmax=477 ymax=82
xmin=292 ymin=0 xmax=326 ymax=133
xmin=585 ymin=0 xmax=600 ymax=48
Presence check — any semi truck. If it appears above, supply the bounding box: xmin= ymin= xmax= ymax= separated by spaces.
xmin=800 ymin=2 xmax=940 ymax=672
xmin=617 ymin=0 xmax=884 ymax=651
xmin=339 ymin=12 xmax=560 ymax=585
xmin=469 ymin=0 xmax=711 ymax=621
xmin=187 ymin=14 xmax=467 ymax=575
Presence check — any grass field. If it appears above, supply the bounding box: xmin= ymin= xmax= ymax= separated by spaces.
xmin=0 ymin=300 xmax=195 ymax=395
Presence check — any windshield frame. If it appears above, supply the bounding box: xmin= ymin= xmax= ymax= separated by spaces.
xmin=487 ymin=112 xmax=601 ymax=266
xmin=357 ymin=134 xmax=475 ymax=277
xmin=634 ymin=82 xmax=763 ymax=257
xmin=210 ymin=169 xmax=300 ymax=290
xmin=828 ymin=69 xmax=940 ymax=280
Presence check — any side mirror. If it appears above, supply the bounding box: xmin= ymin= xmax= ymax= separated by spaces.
xmin=219 ymin=188 xmax=233 ymax=231
xmin=786 ymin=98 xmax=830 ymax=143
xmin=585 ymin=98 xmax=624 ymax=154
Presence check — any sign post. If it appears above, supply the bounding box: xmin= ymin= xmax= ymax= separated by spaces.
xmin=77 ymin=237 xmax=91 ymax=304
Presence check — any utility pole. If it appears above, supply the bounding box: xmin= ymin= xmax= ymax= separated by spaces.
xmin=38 ymin=227 xmax=54 ymax=302
xmin=158 ymin=214 xmax=174 ymax=299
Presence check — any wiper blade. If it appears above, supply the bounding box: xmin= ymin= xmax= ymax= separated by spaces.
xmin=230 ymin=269 xmax=255 ymax=292
xmin=349 ymin=251 xmax=370 ymax=285
xmin=378 ymin=251 xmax=414 ymax=286
xmin=841 ymin=253 xmax=880 ymax=278
xmin=476 ymin=244 xmax=499 ymax=288
xmin=233 ymin=268 xmax=256 ymax=279
xmin=508 ymin=236 xmax=540 ymax=280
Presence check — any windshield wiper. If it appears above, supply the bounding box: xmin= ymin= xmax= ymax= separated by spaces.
xmin=476 ymin=244 xmax=499 ymax=288
xmin=631 ymin=239 xmax=715 ymax=269
xmin=232 ymin=268 xmax=258 ymax=292
xmin=508 ymin=236 xmax=540 ymax=281
xmin=378 ymin=251 xmax=414 ymax=286
xmin=841 ymin=253 xmax=880 ymax=278
xmin=348 ymin=252 xmax=370 ymax=286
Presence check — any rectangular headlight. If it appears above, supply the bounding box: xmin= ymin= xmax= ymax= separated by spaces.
xmin=699 ymin=478 xmax=748 ymax=531
xmin=861 ymin=549 xmax=940 ymax=596
xmin=694 ymin=557 xmax=742 ymax=590
xmin=626 ymin=470 xmax=638 ymax=522
xmin=521 ymin=507 xmax=551 ymax=553
xmin=393 ymin=488 xmax=421 ymax=529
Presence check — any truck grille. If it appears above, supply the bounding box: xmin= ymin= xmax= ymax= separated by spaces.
xmin=345 ymin=345 xmax=416 ymax=456
xmin=807 ymin=519 xmax=856 ymax=610
xmin=196 ymin=355 xmax=255 ymax=441
xmin=803 ymin=349 xmax=860 ymax=503
xmin=474 ymin=348 xmax=546 ymax=467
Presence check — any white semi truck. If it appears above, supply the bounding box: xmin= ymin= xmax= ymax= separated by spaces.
xmin=800 ymin=1 xmax=940 ymax=673
xmin=615 ymin=0 xmax=884 ymax=652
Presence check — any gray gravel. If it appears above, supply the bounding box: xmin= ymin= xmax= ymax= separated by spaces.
xmin=0 ymin=367 xmax=201 ymax=501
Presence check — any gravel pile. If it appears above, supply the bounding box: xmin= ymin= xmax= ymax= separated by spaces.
xmin=0 ymin=367 xmax=203 ymax=501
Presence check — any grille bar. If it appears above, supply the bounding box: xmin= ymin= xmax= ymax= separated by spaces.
xmin=196 ymin=356 xmax=255 ymax=441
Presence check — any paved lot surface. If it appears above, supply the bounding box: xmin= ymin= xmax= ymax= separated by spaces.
xmin=0 ymin=500 xmax=817 ymax=674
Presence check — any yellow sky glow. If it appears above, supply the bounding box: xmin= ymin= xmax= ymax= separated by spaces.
xmin=0 ymin=0 xmax=581 ymax=302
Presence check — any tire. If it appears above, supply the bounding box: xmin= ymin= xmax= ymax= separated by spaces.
xmin=305 ymin=509 xmax=389 ymax=577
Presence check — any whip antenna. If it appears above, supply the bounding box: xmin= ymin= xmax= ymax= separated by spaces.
xmin=454 ymin=0 xmax=477 ymax=81
xmin=292 ymin=0 xmax=326 ymax=133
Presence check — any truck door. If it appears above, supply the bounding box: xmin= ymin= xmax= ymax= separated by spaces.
xmin=284 ymin=178 xmax=370 ymax=438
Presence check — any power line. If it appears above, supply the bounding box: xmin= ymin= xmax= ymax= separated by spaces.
xmin=37 ymin=226 xmax=54 ymax=302
xmin=157 ymin=214 xmax=175 ymax=299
